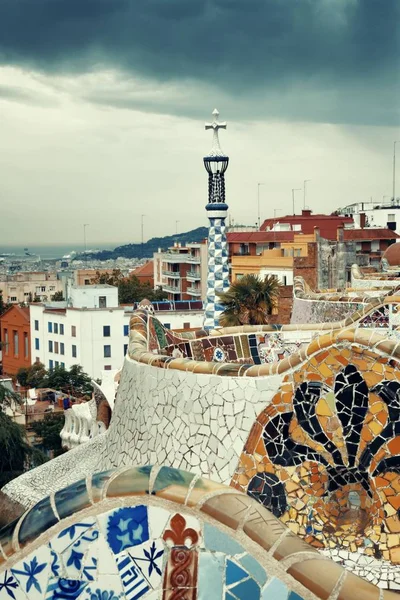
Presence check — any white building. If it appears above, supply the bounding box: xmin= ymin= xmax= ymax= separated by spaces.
xmin=337 ymin=201 xmax=400 ymax=232
xmin=0 ymin=271 xmax=63 ymax=303
xmin=30 ymin=285 xmax=204 ymax=379
xmin=153 ymin=242 xmax=207 ymax=301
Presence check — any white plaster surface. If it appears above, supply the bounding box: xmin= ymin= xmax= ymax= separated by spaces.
xmin=3 ymin=354 xmax=283 ymax=509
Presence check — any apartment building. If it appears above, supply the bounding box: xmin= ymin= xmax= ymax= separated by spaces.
xmin=154 ymin=242 xmax=207 ymax=301
xmin=0 ymin=305 xmax=31 ymax=375
xmin=0 ymin=271 xmax=63 ymax=303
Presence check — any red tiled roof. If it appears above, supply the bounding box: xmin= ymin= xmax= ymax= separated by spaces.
xmin=260 ymin=214 xmax=354 ymax=240
xmin=343 ymin=229 xmax=400 ymax=241
xmin=383 ymin=242 xmax=400 ymax=265
xmin=227 ymin=231 xmax=295 ymax=243
xmin=0 ymin=304 xmax=30 ymax=321
xmin=131 ymin=261 xmax=154 ymax=277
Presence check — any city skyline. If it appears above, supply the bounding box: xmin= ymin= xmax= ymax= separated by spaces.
xmin=1 ymin=0 xmax=399 ymax=245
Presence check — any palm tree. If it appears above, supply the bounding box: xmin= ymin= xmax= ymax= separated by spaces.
xmin=0 ymin=381 xmax=22 ymax=411
xmin=218 ymin=274 xmax=281 ymax=327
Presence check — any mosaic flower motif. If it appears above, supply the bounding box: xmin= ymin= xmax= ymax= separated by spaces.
xmin=89 ymin=590 xmax=120 ymax=600
xmin=213 ymin=347 xmax=226 ymax=362
xmin=236 ymin=362 xmax=400 ymax=560
xmin=12 ymin=556 xmax=47 ymax=593
xmin=107 ymin=506 xmax=149 ymax=554
xmin=0 ymin=571 xmax=18 ymax=599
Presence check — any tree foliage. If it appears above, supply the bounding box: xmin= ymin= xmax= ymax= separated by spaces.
xmin=0 ymin=411 xmax=48 ymax=487
xmin=31 ymin=413 xmax=65 ymax=456
xmin=0 ymin=381 xmax=22 ymax=411
xmin=17 ymin=363 xmax=92 ymax=396
xmin=51 ymin=291 xmax=64 ymax=301
xmin=91 ymin=270 xmax=168 ymax=304
xmin=218 ymin=274 xmax=281 ymax=327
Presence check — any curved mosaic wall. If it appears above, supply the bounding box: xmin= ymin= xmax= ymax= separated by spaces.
xmin=1 ymin=465 xmax=398 ymax=600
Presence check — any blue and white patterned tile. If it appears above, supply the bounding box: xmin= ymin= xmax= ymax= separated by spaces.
xmin=45 ymin=577 xmax=88 ymax=599
xmin=97 ymin=506 xmax=149 ymax=555
xmin=127 ymin=539 xmax=164 ymax=591
xmin=116 ymin=552 xmax=151 ymax=600
xmin=81 ymin=575 xmax=123 ymax=600
xmin=51 ymin=520 xmax=97 ymax=556
xmin=60 ymin=525 xmax=100 ymax=580
xmin=95 ymin=533 xmax=119 ymax=576
xmin=11 ymin=545 xmax=52 ymax=600
xmin=0 ymin=569 xmax=27 ymax=600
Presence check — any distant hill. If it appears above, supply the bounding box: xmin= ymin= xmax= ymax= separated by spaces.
xmin=82 ymin=227 xmax=209 ymax=260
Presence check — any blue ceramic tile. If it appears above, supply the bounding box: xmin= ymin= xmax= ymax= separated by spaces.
xmin=0 ymin=569 xmax=21 ymax=599
xmin=0 ymin=518 xmax=19 ymax=557
xmin=46 ymin=577 xmax=88 ymax=598
xmin=229 ymin=577 xmax=260 ymax=600
xmin=18 ymin=496 xmax=58 ymax=546
xmin=203 ymin=524 xmax=244 ymax=556
xmin=198 ymin=552 xmax=224 ymax=599
xmin=239 ymin=555 xmax=267 ymax=587
xmin=116 ymin=552 xmax=150 ymax=599
xmin=261 ymin=578 xmax=289 ymax=599
xmin=106 ymin=506 xmax=149 ymax=554
xmin=152 ymin=466 xmax=195 ymax=495
xmin=288 ymin=593 xmax=304 ymax=600
xmin=226 ymin=559 xmax=248 ymax=586
xmin=54 ymin=477 xmax=90 ymax=519
xmin=91 ymin=469 xmax=116 ymax=503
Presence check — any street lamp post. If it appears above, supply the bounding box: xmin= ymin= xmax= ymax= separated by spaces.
xmin=393 ymin=142 xmax=400 ymax=206
xmin=141 ymin=215 xmax=145 ymax=258
xmin=303 ymin=180 xmax=311 ymax=210
xmin=292 ymin=188 xmax=301 ymax=215
xmin=83 ymin=224 xmax=89 ymax=264
xmin=257 ymin=183 xmax=265 ymax=229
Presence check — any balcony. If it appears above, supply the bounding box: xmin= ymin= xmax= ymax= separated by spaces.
xmin=162 ymin=270 xmax=181 ymax=278
xmin=187 ymin=287 xmax=202 ymax=296
xmin=163 ymin=284 xmax=181 ymax=294
xmin=162 ymin=254 xmax=188 ymax=263
xmin=187 ymin=271 xmax=201 ymax=281
xmin=187 ymin=256 xmax=201 ymax=264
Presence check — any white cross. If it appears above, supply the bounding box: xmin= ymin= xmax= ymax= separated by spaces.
xmin=205 ymin=108 xmax=227 ymax=157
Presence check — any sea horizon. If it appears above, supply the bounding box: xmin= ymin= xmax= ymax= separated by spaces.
xmin=0 ymin=242 xmax=131 ymax=260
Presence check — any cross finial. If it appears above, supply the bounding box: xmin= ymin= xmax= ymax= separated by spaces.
xmin=205 ymin=108 xmax=227 ymax=157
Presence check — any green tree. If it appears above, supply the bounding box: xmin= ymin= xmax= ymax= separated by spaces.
xmin=118 ymin=275 xmax=168 ymax=304
xmin=0 ymin=381 xmax=22 ymax=411
xmin=51 ymin=291 xmax=64 ymax=301
xmin=31 ymin=413 xmax=65 ymax=457
xmin=0 ymin=411 xmax=48 ymax=487
xmin=218 ymin=274 xmax=281 ymax=327
xmin=0 ymin=291 xmax=11 ymax=316
xmin=91 ymin=269 xmax=124 ymax=286
xmin=46 ymin=364 xmax=92 ymax=396
xmin=16 ymin=367 xmax=29 ymax=387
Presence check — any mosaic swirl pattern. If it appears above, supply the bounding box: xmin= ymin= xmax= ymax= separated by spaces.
xmin=1 ymin=466 xmax=398 ymax=600
xmin=232 ymin=347 xmax=400 ymax=589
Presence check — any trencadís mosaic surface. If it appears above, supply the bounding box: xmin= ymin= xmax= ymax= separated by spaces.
xmin=232 ymin=346 xmax=400 ymax=590
xmin=2 ymin=465 xmax=398 ymax=600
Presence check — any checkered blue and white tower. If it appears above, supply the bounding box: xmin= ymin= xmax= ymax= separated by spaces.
xmin=203 ymin=109 xmax=230 ymax=329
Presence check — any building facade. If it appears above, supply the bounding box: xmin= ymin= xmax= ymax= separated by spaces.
xmin=153 ymin=242 xmax=207 ymax=302
xmin=30 ymin=287 xmax=205 ymax=379
xmin=0 ymin=272 xmax=63 ymax=304
xmin=0 ymin=305 xmax=31 ymax=375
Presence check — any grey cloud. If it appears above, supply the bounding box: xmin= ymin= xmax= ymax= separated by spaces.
xmin=0 ymin=0 xmax=399 ymax=125
xmin=0 ymin=83 xmax=58 ymax=107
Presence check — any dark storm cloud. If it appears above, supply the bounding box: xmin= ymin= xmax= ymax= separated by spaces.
xmin=0 ymin=0 xmax=399 ymax=125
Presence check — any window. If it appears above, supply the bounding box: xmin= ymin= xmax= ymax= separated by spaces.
xmin=10 ymin=297 xmax=17 ymax=302
xmin=41 ymin=286 xmax=46 ymax=292
xmin=48 ymin=322 xmax=52 ymax=333
xmin=71 ymin=325 xmax=76 ymax=337
xmin=388 ymin=213 xmax=395 ymax=221
xmin=124 ymin=344 xmax=128 ymax=355
xmin=4 ymin=329 xmax=8 ymax=354
xmin=54 ymin=341 xmax=59 ymax=354
xmin=72 ymin=345 xmax=77 ymax=358
xmin=104 ymin=365 xmax=112 ymax=370
xmin=84 ymin=279 xmax=90 ymax=285
xmin=282 ymin=276 xmax=287 ymax=285
xmin=55 ymin=361 xmax=59 ymax=367
xmin=60 ymin=342 xmax=65 ymax=355
xmin=164 ymin=323 xmax=171 ymax=329
xmin=183 ymin=322 xmax=190 ymax=330
xmin=124 ymin=325 xmax=129 ymax=336
xmin=236 ymin=274 xmax=244 ymax=281
xmin=24 ymin=333 xmax=29 ymax=358
xmin=60 ymin=324 xmax=64 ymax=335
xmin=49 ymin=359 xmax=54 ymax=369
xmin=34 ymin=320 xmax=39 ymax=331
xmin=104 ymin=345 xmax=111 ymax=358
xmin=99 ymin=296 xmax=107 ymax=308
xmin=61 ymin=362 xmax=65 ymax=368
xmin=49 ymin=340 xmax=53 ymax=352
xmin=49 ymin=286 xmax=55 ymax=291
xmin=103 ymin=325 xmax=111 ymax=337
xmin=35 ymin=338 xmax=40 ymax=350
xmin=13 ymin=331 xmax=19 ymax=356
xmin=54 ymin=323 xmax=58 ymax=334
xmin=24 ymin=292 xmax=29 ymax=297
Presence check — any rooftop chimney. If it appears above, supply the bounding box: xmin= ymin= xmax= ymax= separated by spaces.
xmin=360 ymin=212 xmax=366 ymax=229
xmin=337 ymin=226 xmax=344 ymax=242
xmin=302 ymin=209 xmax=312 ymax=217
xmin=314 ymin=226 xmax=320 ymax=241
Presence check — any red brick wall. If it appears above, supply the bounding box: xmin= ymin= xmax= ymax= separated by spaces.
xmin=268 ymin=285 xmax=293 ymax=325
xmin=0 ymin=306 xmax=31 ymax=376
xmin=293 ymin=243 xmax=318 ymax=290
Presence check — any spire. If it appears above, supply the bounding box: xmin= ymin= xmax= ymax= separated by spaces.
xmin=205 ymin=108 xmax=227 ymax=158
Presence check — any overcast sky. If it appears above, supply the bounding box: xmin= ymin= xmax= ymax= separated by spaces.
xmin=1 ymin=0 xmax=399 ymax=246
